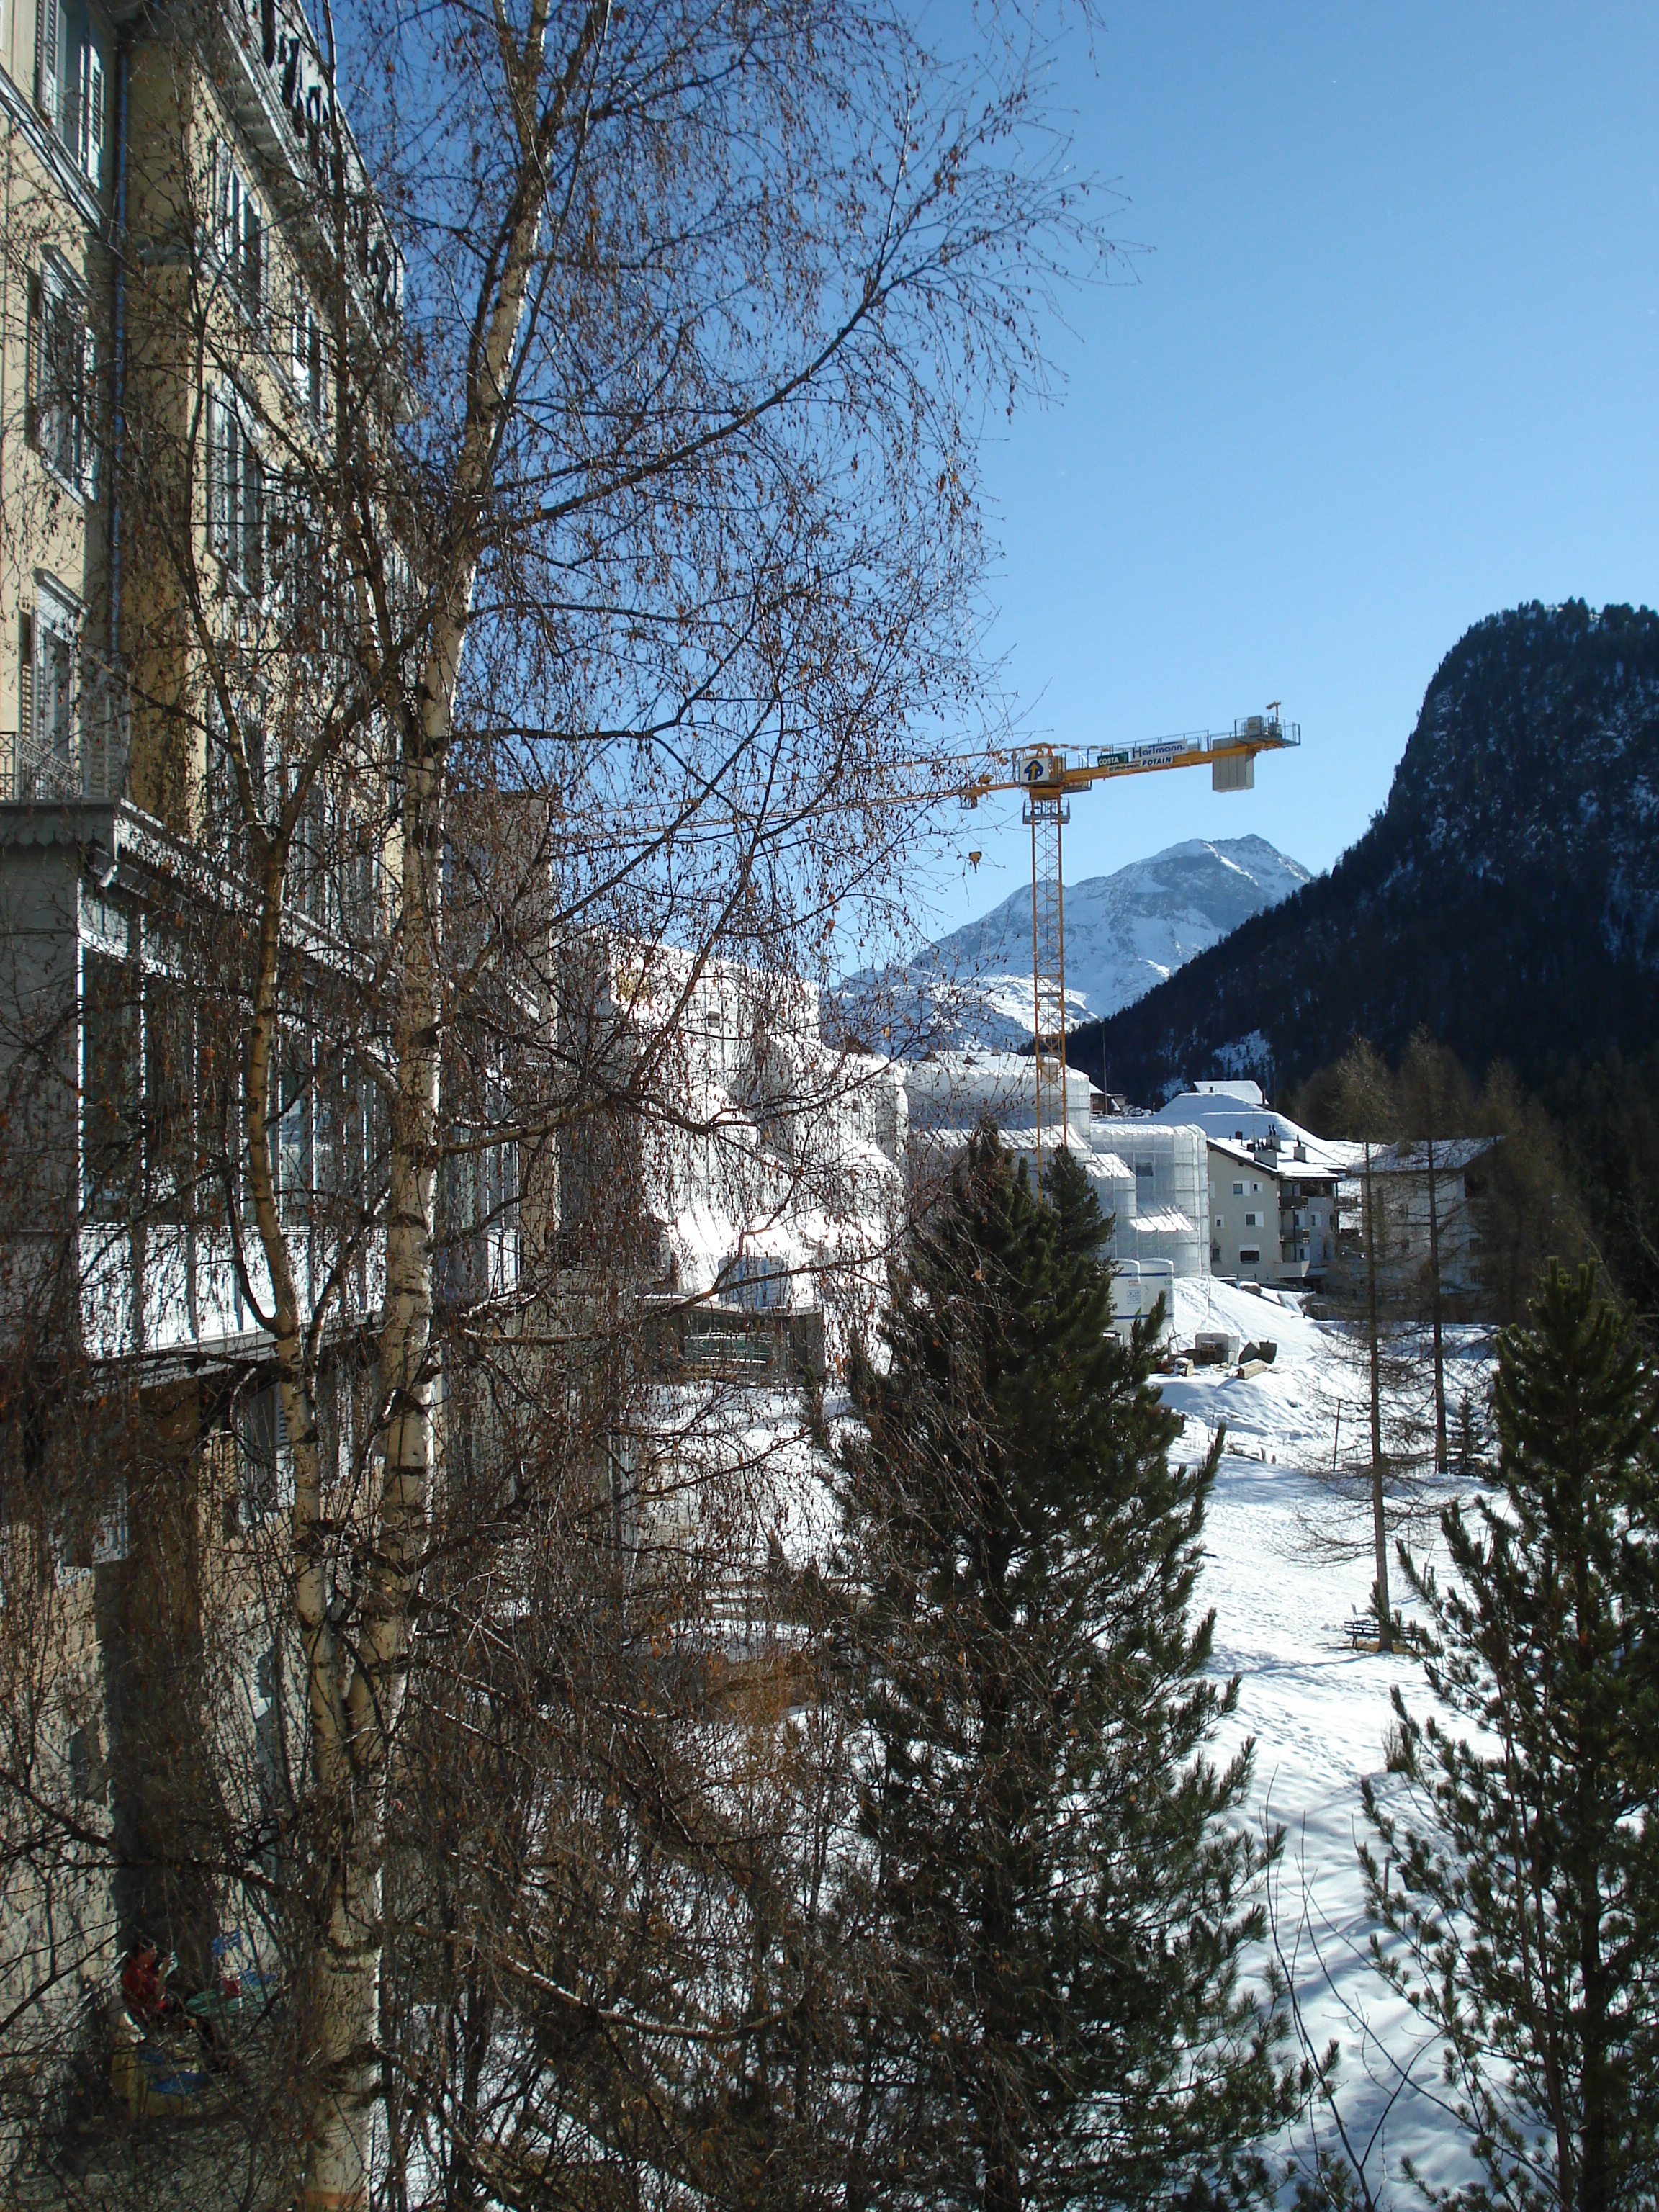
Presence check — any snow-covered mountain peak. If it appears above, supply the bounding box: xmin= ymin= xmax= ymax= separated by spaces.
xmin=843 ymin=834 xmax=1311 ymax=1053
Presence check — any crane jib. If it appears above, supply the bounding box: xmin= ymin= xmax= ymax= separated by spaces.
xmin=956 ymin=711 xmax=1300 ymax=1186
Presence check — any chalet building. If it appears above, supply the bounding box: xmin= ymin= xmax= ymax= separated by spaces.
xmin=1203 ymin=1134 xmax=1340 ymax=1287
xmin=1148 ymin=1084 xmax=1349 ymax=1288
xmin=1355 ymin=1136 xmax=1498 ymax=1300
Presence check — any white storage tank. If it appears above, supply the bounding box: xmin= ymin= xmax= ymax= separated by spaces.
xmin=1110 ymin=1258 xmax=1174 ymax=1339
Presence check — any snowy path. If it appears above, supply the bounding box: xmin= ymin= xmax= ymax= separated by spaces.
xmin=1162 ymin=1280 xmax=1486 ymax=2201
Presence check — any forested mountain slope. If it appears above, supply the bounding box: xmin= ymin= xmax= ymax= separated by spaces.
xmin=1070 ymin=602 xmax=1659 ymax=1102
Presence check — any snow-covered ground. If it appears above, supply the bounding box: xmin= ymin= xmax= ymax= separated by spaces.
xmin=1162 ymin=1278 xmax=1491 ymax=2200
xmin=673 ymin=1271 xmax=1499 ymax=2199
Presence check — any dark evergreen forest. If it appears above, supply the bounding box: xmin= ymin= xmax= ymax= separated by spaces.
xmin=1071 ymin=601 xmax=1659 ymax=1107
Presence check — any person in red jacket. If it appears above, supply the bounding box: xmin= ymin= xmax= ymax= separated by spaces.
xmin=120 ymin=1940 xmax=181 ymax=2026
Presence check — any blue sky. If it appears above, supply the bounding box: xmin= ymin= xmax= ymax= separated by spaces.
xmin=922 ymin=0 xmax=1659 ymax=932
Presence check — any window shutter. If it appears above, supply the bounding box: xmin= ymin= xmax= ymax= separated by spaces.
xmin=81 ymin=44 xmax=104 ymax=184
xmin=244 ymin=197 xmax=263 ymax=318
xmin=246 ymin=441 xmax=265 ymax=597
xmin=36 ymin=0 xmax=60 ymax=131
xmin=225 ymin=408 xmax=243 ymax=567
xmin=24 ymin=275 xmax=41 ymax=449
xmin=19 ymin=617 xmax=35 ymax=751
xmin=212 ymin=141 xmax=235 ymax=271
xmin=80 ymin=325 xmax=97 ymax=498
xmin=207 ymin=391 xmax=226 ymax=554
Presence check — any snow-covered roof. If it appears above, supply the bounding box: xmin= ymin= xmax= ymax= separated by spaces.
xmin=1205 ymin=1135 xmax=1277 ymax=1173
xmin=1371 ymin=1136 xmax=1499 ymax=1174
xmin=1075 ymin=1142 xmax=1136 ymax=1183
xmin=1179 ymin=1079 xmax=1266 ymax=1104
xmin=1202 ymin=1132 xmax=1339 ymax=1180
xmin=1154 ymin=1090 xmax=1359 ymax=1177
xmin=902 ymin=1048 xmax=1091 ymax=1130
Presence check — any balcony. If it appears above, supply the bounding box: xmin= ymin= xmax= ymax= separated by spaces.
xmin=2 ymin=719 xmax=127 ymax=806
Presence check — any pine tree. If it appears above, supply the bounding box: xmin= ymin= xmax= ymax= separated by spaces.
xmin=1361 ymin=1263 xmax=1659 ymax=2212
xmin=834 ymin=1130 xmax=1298 ymax=2212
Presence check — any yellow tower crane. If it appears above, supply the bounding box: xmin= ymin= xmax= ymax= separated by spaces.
xmin=948 ymin=709 xmax=1300 ymax=1173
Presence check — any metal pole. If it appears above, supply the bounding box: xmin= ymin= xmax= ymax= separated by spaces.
xmin=1056 ymin=804 xmax=1067 ymax=1149
xmin=1030 ymin=805 xmax=1043 ymax=1181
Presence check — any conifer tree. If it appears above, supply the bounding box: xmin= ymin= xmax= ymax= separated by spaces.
xmin=834 ymin=1130 xmax=1298 ymax=2212
xmin=1361 ymin=1263 xmax=1659 ymax=2212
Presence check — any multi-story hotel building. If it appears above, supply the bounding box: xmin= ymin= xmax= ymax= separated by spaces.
xmin=0 ymin=0 xmax=450 ymax=2111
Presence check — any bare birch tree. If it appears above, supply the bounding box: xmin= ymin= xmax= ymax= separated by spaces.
xmin=0 ymin=0 xmax=1112 ymax=2200
xmin=1395 ymin=1028 xmax=1477 ymax=1475
xmin=1304 ymin=1041 xmax=1424 ymax=1650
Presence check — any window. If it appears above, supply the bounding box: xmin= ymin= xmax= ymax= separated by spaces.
xmin=19 ymin=580 xmax=83 ymax=795
xmin=291 ymin=286 xmax=328 ymax=421
xmin=68 ymin=1725 xmax=106 ymax=1804
xmin=215 ymin=146 xmax=264 ymax=319
xmin=82 ymin=951 xmax=140 ymax=1216
xmin=35 ymin=1 xmax=103 ymax=178
xmin=276 ymin=1030 xmax=313 ymax=1208
xmin=1238 ymin=1248 xmax=1260 ymax=1266
xmin=269 ymin=480 xmax=326 ymax=649
xmin=28 ymin=262 xmax=94 ymax=495
xmin=719 ymin=1253 xmax=791 ymax=1312
xmin=53 ymin=1478 xmax=127 ymax=1573
xmin=209 ymin=390 xmax=265 ymax=593
xmin=36 ymin=0 xmax=66 ymax=132
xmin=194 ymin=994 xmax=237 ymax=1224
xmin=76 ymin=36 xmax=104 ymax=182
xmin=1231 ymin=1181 xmax=1244 ymax=1197
xmin=37 ymin=599 xmax=76 ymax=763
xmin=235 ymin=1383 xmax=292 ymax=1527
xmin=144 ymin=972 xmax=196 ymax=1220
xmin=204 ymin=687 xmax=272 ymax=855
xmin=439 ymin=1077 xmax=521 ymax=1304
xmin=313 ymin=1046 xmax=365 ymax=1200
xmin=1244 ymin=1210 xmax=1260 ymax=1228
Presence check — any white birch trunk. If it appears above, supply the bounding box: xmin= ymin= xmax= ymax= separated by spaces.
xmin=300 ymin=9 xmax=611 ymax=2200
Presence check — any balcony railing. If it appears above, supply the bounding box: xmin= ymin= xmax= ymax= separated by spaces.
xmin=2 ymin=719 xmax=128 ymax=805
